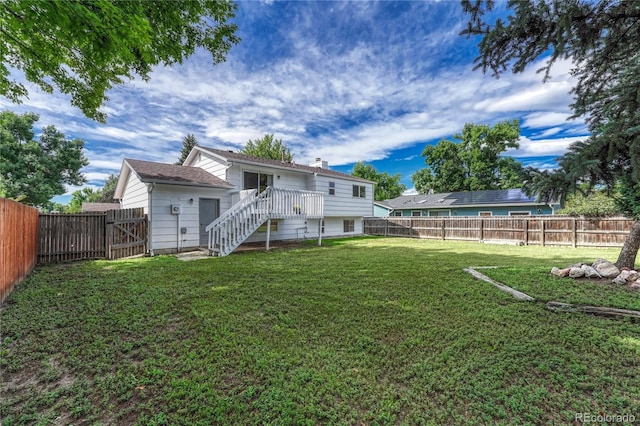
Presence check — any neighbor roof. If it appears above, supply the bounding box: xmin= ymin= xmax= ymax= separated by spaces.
xmin=81 ymin=203 xmax=121 ymax=212
xmin=124 ymin=159 xmax=234 ymax=188
xmin=383 ymin=189 xmax=547 ymax=210
xmin=196 ymin=147 xmax=373 ymax=183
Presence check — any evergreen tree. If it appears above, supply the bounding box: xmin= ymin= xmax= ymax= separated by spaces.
xmin=462 ymin=0 xmax=640 ymax=268
xmin=176 ymin=134 xmax=198 ymax=165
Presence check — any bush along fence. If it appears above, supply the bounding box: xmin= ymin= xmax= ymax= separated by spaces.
xmin=363 ymin=216 xmax=634 ymax=248
xmin=38 ymin=208 xmax=148 ymax=263
xmin=1 ymin=198 xmax=39 ymax=302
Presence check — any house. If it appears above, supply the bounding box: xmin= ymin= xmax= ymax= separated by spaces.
xmin=374 ymin=189 xmax=558 ymax=217
xmin=81 ymin=202 xmax=121 ymax=212
xmin=114 ymin=148 xmax=374 ymax=256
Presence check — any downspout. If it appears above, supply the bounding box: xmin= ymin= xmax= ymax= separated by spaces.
xmin=148 ymin=183 xmax=155 ymax=256
xmin=177 ymin=211 xmax=181 ymax=252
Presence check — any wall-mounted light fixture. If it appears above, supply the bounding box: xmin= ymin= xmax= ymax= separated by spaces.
xmin=189 ymin=198 xmax=194 ymax=204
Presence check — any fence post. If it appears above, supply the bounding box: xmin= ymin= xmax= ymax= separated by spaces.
xmin=524 ymin=218 xmax=529 ymax=246
xmin=479 ymin=218 xmax=484 ymax=241
xmin=441 ymin=218 xmax=445 ymax=240
xmin=384 ymin=218 xmax=388 ymax=237
xmin=572 ymin=217 xmax=577 ymax=248
xmin=541 ymin=219 xmax=546 ymax=247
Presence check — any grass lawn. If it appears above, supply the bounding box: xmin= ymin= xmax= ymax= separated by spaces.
xmin=1 ymin=237 xmax=639 ymax=425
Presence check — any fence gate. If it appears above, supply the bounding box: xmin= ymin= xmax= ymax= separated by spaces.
xmin=106 ymin=208 xmax=148 ymax=259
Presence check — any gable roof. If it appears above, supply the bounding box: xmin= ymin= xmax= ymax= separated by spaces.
xmin=114 ymin=159 xmax=234 ymax=199
xmin=127 ymin=159 xmax=234 ymax=188
xmin=383 ymin=189 xmax=548 ymax=210
xmin=194 ymin=147 xmax=373 ymax=183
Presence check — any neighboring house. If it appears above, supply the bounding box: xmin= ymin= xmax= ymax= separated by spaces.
xmin=114 ymin=148 xmax=374 ymax=256
xmin=374 ymin=189 xmax=559 ymax=217
xmin=81 ymin=203 xmax=121 ymax=212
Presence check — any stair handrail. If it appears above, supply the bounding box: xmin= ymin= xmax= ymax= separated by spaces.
xmin=205 ymin=188 xmax=259 ymax=233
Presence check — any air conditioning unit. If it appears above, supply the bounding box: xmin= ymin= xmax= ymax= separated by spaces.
xmin=171 ymin=204 xmax=182 ymax=215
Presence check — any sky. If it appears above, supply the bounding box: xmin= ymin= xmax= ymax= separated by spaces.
xmin=1 ymin=1 xmax=589 ymax=204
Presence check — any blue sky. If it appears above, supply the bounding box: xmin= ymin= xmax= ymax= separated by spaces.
xmin=1 ymin=1 xmax=589 ymax=203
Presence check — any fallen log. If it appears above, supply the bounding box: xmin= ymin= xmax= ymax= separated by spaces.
xmin=546 ymin=301 xmax=640 ymax=320
xmin=463 ymin=267 xmax=535 ymax=301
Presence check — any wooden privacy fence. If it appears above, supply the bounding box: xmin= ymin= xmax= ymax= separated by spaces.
xmin=38 ymin=208 xmax=147 ymax=263
xmin=1 ymin=199 xmax=39 ymax=302
xmin=364 ymin=216 xmax=635 ymax=248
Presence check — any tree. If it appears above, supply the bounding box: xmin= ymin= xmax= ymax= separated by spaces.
xmin=462 ymin=0 xmax=640 ymax=268
xmin=67 ymin=187 xmax=101 ymax=213
xmin=176 ymin=134 xmax=198 ymax=165
xmin=0 ymin=111 xmax=88 ymax=207
xmin=1 ymin=1 xmax=239 ymax=122
xmin=411 ymin=120 xmax=524 ymax=194
xmin=98 ymin=174 xmax=119 ymax=202
xmin=559 ymin=191 xmax=620 ymax=217
xmin=242 ymin=134 xmax=293 ymax=161
xmin=352 ymin=162 xmax=406 ymax=201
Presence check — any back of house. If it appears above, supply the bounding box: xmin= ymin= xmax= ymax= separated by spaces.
xmin=114 ymin=147 xmax=374 ymax=255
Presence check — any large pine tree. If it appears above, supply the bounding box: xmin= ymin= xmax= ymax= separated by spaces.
xmin=462 ymin=0 xmax=640 ymax=268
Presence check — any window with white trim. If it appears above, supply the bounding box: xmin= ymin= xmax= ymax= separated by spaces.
xmin=352 ymin=185 xmax=366 ymax=198
xmin=411 ymin=211 xmax=422 ymax=217
xmin=509 ymin=211 xmax=531 ymax=216
xmin=329 ymin=181 xmax=335 ymax=195
xmin=391 ymin=211 xmax=402 ymax=217
xmin=343 ymin=219 xmax=355 ymax=233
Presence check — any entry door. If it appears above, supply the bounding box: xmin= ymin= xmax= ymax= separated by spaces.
xmin=199 ymin=198 xmax=220 ymax=246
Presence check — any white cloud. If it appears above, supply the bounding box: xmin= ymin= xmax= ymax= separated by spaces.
xmin=511 ymin=135 xmax=587 ymax=157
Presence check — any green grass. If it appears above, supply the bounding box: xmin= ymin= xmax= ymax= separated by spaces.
xmin=1 ymin=237 xmax=639 ymax=425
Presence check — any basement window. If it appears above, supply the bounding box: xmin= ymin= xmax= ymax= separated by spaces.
xmin=343 ymin=219 xmax=355 ymax=233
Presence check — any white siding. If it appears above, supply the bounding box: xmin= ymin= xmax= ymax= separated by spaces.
xmin=149 ymin=184 xmax=232 ymax=253
xmin=190 ymin=152 xmax=229 ymax=181
xmin=314 ymin=175 xmax=374 ymax=217
xmin=121 ymin=172 xmax=149 ymax=211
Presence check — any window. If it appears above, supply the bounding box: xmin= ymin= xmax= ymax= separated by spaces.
xmin=509 ymin=211 xmax=531 ymax=216
xmin=243 ymin=171 xmax=273 ymax=193
xmin=352 ymin=185 xmax=366 ymax=198
xmin=429 ymin=210 xmax=449 ymax=217
xmin=392 ymin=211 xmax=402 ymax=217
xmin=321 ymin=219 xmax=325 ymax=234
xmin=411 ymin=211 xmax=422 ymax=217
xmin=479 ymin=212 xmax=493 ymax=217
xmin=329 ymin=181 xmax=335 ymax=195
xmin=343 ymin=219 xmax=355 ymax=233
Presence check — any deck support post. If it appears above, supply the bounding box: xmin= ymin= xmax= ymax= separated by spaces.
xmin=318 ymin=218 xmax=323 ymax=246
xmin=265 ymin=218 xmax=271 ymax=251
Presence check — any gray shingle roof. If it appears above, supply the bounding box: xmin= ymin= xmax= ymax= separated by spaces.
xmin=81 ymin=203 xmax=121 ymax=212
xmin=125 ymin=159 xmax=234 ymax=188
xmin=383 ymin=189 xmax=543 ymax=210
xmin=198 ymin=147 xmax=373 ymax=183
